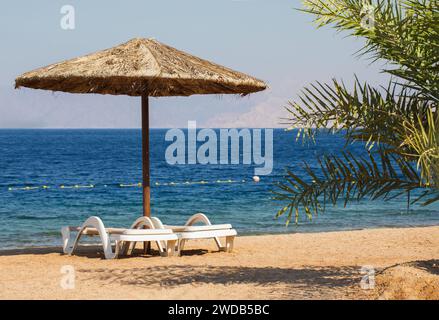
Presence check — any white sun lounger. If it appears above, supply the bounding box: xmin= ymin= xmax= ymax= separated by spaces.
xmin=146 ymin=213 xmax=237 ymax=255
xmin=61 ymin=216 xmax=178 ymax=259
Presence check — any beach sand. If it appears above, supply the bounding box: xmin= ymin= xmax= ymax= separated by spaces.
xmin=0 ymin=226 xmax=438 ymax=300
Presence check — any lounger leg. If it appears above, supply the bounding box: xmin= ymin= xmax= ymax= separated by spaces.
xmin=154 ymin=241 xmax=165 ymax=254
xmin=143 ymin=241 xmax=151 ymax=255
xmin=108 ymin=240 xmax=125 ymax=259
xmin=179 ymin=239 xmax=186 ymax=252
xmin=125 ymin=241 xmax=136 ymax=256
xmin=214 ymin=237 xmax=223 ymax=251
xmin=119 ymin=241 xmax=132 ymax=257
xmin=225 ymin=236 xmax=234 ymax=253
xmin=162 ymin=239 xmax=177 ymax=257
xmin=61 ymin=227 xmax=71 ymax=254
xmin=150 ymin=217 xmax=168 ymax=252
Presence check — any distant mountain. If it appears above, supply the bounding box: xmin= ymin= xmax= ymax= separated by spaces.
xmin=0 ymin=85 xmax=283 ymax=129
xmin=0 ymin=86 xmax=141 ymax=128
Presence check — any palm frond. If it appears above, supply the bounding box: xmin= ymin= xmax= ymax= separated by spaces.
xmin=275 ymin=0 xmax=439 ymax=224
xmin=273 ymin=150 xmax=438 ymax=224
xmin=301 ymin=0 xmax=439 ymax=101
xmin=283 ymin=77 xmax=434 ymax=153
xmin=400 ymin=107 xmax=439 ymax=186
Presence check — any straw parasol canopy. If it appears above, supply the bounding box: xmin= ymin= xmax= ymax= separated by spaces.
xmin=15 ymin=38 xmax=266 ymax=97
xmin=15 ymin=38 xmax=267 ymax=218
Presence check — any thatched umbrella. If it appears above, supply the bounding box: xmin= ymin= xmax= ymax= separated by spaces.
xmin=15 ymin=38 xmax=267 ymax=217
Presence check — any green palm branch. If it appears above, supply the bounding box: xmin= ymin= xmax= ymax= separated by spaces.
xmin=400 ymin=107 xmax=439 ymax=186
xmin=276 ymin=0 xmax=438 ymax=224
xmin=274 ymin=150 xmax=439 ymax=224
xmin=301 ymin=0 xmax=438 ymax=100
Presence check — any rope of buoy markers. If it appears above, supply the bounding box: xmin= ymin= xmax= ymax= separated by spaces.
xmin=6 ymin=178 xmax=260 ymax=191
xmin=8 ymin=185 xmax=94 ymax=191
xmin=60 ymin=184 xmax=94 ymax=189
xmin=119 ymin=183 xmax=142 ymax=187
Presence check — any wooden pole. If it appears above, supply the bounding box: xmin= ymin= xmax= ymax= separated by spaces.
xmin=141 ymin=95 xmax=150 ymax=217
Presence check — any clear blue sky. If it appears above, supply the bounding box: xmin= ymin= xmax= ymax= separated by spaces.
xmin=0 ymin=0 xmax=389 ymax=128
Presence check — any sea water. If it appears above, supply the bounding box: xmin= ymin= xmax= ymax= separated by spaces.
xmin=0 ymin=129 xmax=438 ymax=249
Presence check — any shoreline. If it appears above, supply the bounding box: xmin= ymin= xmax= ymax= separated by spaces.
xmin=1 ymin=223 xmax=439 ymax=252
xmin=0 ymin=225 xmax=438 ymax=299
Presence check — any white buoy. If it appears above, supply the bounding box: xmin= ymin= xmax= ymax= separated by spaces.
xmin=253 ymin=176 xmax=260 ymax=183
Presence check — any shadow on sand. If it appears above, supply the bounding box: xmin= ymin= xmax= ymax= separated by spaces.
xmin=0 ymin=246 xmax=63 ymax=256
xmin=77 ymin=264 xmax=363 ymax=292
xmin=0 ymin=245 xmax=209 ymax=259
xmin=1 ymin=247 xmax=436 ymax=299
xmin=378 ymin=259 xmax=439 ymax=276
xmin=411 ymin=259 xmax=439 ymax=275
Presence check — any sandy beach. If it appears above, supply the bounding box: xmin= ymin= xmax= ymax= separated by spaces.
xmin=0 ymin=225 xmax=438 ymax=300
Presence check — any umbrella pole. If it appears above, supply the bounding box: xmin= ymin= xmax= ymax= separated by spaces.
xmin=141 ymin=95 xmax=151 ymax=254
xmin=141 ymin=95 xmax=151 ymax=217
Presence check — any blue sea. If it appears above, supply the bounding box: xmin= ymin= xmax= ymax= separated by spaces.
xmin=0 ymin=129 xmax=438 ymax=249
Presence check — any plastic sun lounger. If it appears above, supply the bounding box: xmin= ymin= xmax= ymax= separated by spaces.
xmin=136 ymin=213 xmax=237 ymax=255
xmin=61 ymin=216 xmax=178 ymax=259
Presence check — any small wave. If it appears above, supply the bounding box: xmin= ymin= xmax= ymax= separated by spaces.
xmin=34 ymin=231 xmax=61 ymax=236
xmin=14 ymin=215 xmax=60 ymax=220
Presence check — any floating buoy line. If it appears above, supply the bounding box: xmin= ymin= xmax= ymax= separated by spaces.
xmin=6 ymin=178 xmax=258 ymax=191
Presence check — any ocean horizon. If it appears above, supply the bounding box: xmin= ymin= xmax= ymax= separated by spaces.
xmin=1 ymin=128 xmax=438 ymax=249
